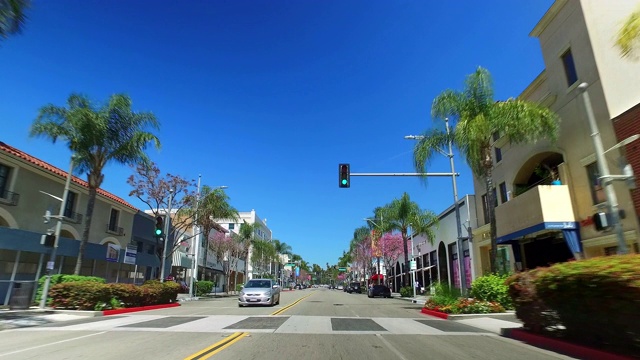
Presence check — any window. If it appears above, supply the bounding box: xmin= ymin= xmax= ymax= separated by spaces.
xmin=0 ymin=164 xmax=10 ymax=197
xmin=228 ymin=223 xmax=235 ymax=230
xmin=561 ymin=48 xmax=578 ymax=86
xmin=492 ymin=132 xmax=502 ymax=163
xmin=586 ymin=162 xmax=605 ymax=205
xmin=499 ymin=182 xmax=508 ymax=203
xmin=64 ymin=191 xmax=77 ymax=217
xmin=109 ymin=209 xmax=120 ymax=231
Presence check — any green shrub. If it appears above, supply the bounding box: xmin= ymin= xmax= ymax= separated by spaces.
xmin=36 ymin=274 xmax=105 ymax=305
xmin=399 ymin=286 xmax=413 ymax=297
xmin=49 ymin=282 xmax=111 ymax=310
xmin=425 ymin=298 xmax=505 ymax=314
xmin=430 ymin=282 xmax=461 ymax=306
xmin=470 ymin=274 xmax=512 ymax=309
xmin=236 ymin=284 xmax=244 ymax=292
xmin=195 ymin=281 xmax=213 ymax=296
xmin=507 ymin=254 xmax=640 ymax=356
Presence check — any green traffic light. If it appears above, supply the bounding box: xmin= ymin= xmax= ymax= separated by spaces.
xmin=155 ymin=229 xmax=162 ymax=236
xmin=341 ymin=179 xmax=347 ymax=185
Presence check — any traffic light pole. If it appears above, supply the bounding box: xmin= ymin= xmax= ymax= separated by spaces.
xmin=40 ymin=159 xmax=74 ymax=309
xmin=159 ymin=189 xmax=174 ymax=282
xmin=349 ymin=172 xmax=459 ymax=177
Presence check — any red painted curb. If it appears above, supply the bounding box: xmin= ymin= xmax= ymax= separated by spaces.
xmin=421 ymin=308 xmax=449 ymax=319
xmin=103 ymin=302 xmax=180 ymax=316
xmin=508 ymin=329 xmax=635 ymax=360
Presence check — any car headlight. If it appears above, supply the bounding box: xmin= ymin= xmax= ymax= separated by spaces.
xmin=264 ymin=291 xmax=271 ymax=297
xmin=240 ymin=291 xmax=245 ymax=296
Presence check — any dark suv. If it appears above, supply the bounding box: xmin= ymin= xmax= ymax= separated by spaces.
xmin=368 ymin=284 xmax=391 ymax=298
xmin=347 ymin=282 xmax=362 ymax=294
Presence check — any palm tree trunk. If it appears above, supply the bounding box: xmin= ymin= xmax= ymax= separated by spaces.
xmin=74 ymin=186 xmax=97 ymax=275
xmin=402 ymin=231 xmax=409 ymax=287
xmin=486 ymin=171 xmax=498 ymax=274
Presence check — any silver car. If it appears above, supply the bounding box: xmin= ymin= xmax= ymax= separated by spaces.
xmin=238 ymin=279 xmax=281 ymax=307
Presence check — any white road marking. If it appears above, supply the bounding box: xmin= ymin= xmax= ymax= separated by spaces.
xmin=0 ymin=331 xmax=107 ymax=357
xmin=376 ymin=333 xmax=409 ymax=360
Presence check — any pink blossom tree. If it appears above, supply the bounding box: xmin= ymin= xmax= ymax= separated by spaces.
xmin=379 ymin=232 xmax=404 ymax=286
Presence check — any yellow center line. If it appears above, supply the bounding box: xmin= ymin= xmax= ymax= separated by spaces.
xmin=271 ymin=292 xmax=314 ymax=316
xmin=183 ymin=332 xmax=246 ymax=360
xmin=184 ymin=291 xmax=313 ymax=359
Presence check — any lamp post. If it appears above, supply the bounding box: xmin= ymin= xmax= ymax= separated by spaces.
xmin=39 ymin=158 xmax=75 ymax=309
xmin=406 ymin=117 xmax=467 ymax=293
xmin=159 ymin=188 xmax=174 ymax=282
xmin=364 ymin=217 xmax=384 ymax=285
xmin=410 ymin=224 xmax=416 ymax=299
xmin=189 ymin=183 xmax=228 ymax=298
xmin=578 ymin=83 xmax=629 ymax=254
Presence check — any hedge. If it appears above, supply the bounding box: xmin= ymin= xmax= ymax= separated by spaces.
xmin=48 ymin=280 xmax=180 ymax=310
xmin=36 ymin=274 xmax=105 ymax=305
xmin=506 ymin=254 xmax=640 ymax=356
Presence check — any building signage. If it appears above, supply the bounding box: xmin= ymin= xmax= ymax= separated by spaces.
xmin=106 ymin=243 xmax=120 ymax=262
xmin=124 ymin=245 xmax=137 ymax=265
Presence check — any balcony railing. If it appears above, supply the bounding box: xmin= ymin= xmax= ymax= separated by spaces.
xmin=106 ymin=223 xmax=124 ymax=236
xmin=63 ymin=211 xmax=83 ymax=224
xmin=0 ymin=190 xmax=20 ymax=206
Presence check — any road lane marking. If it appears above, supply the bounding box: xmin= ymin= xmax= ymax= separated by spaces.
xmin=0 ymin=331 xmax=107 ymax=357
xmin=270 ymin=293 xmax=314 ymax=316
xmin=375 ymin=333 xmax=409 ymax=360
xmin=183 ymin=332 xmax=247 ymax=360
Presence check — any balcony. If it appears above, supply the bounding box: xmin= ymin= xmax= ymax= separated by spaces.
xmin=495 ymin=185 xmax=576 ymax=241
xmin=106 ymin=223 xmax=124 ymax=236
xmin=63 ymin=211 xmax=83 ymax=224
xmin=0 ymin=190 xmax=20 ymax=206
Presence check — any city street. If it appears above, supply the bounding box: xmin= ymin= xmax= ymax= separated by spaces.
xmin=0 ymin=288 xmax=576 ymax=360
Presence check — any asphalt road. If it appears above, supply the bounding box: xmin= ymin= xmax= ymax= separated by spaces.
xmin=0 ymin=288 xmax=576 ymax=360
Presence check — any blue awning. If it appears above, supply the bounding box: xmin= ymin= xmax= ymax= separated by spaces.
xmin=497 ymin=222 xmax=578 ymax=244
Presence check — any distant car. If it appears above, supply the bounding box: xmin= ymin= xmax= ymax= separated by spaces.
xmin=347 ymin=282 xmax=362 ymax=294
xmin=238 ymin=279 xmax=281 ymax=307
xmin=368 ymin=284 xmax=392 ymax=298
xmin=337 ymin=285 xmax=344 ymax=290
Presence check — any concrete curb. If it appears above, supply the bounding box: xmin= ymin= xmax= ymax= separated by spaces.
xmin=503 ymin=328 xmax=635 ymax=360
xmin=103 ymin=302 xmax=180 ymax=316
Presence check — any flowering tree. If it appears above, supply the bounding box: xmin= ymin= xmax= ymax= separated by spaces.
xmin=351 ymin=236 xmax=373 ymax=282
xmin=379 ymin=232 xmax=404 ymax=286
xmin=208 ymin=230 xmax=234 ymax=292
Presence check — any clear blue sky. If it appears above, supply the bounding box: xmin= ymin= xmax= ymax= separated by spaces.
xmin=1 ymin=0 xmax=554 ymax=267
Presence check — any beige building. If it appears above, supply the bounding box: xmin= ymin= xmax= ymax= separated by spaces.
xmin=472 ymin=0 xmax=640 ymax=275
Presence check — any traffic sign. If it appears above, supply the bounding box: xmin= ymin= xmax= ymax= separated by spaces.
xmin=338 ymin=267 xmax=346 ymax=272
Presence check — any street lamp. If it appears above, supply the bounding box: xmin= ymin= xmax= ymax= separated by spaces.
xmin=406 ymin=117 xmax=468 ymax=293
xmin=190 ymin=183 xmax=228 ymax=298
xmin=364 ymin=217 xmax=384 ymax=285
xmin=578 ymin=82 xmax=634 ymax=254
xmin=39 ymin=158 xmax=75 ymax=309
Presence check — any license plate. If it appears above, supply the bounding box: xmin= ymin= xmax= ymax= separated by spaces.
xmin=248 ymin=299 xmax=259 ymax=302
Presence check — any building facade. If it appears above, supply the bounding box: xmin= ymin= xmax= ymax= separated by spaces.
xmin=472 ymin=0 xmax=640 ymax=276
xmin=0 ymin=141 xmax=160 ymax=304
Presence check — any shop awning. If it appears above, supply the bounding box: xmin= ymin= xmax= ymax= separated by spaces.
xmin=370 ymin=274 xmax=384 ymax=281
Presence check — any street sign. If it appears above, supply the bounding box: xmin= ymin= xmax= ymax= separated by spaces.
xmin=410 ymin=260 xmax=417 ymax=271
xmin=338 ymin=267 xmax=346 ymax=272
xmin=286 ymin=263 xmax=296 ymax=267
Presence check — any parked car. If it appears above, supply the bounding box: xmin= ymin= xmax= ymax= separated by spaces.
xmin=368 ymin=284 xmax=392 ymax=298
xmin=347 ymin=282 xmax=362 ymax=294
xmin=238 ymin=279 xmax=281 ymax=307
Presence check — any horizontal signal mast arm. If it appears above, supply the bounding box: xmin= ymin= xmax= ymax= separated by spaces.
xmin=349 ymin=172 xmax=459 ymax=177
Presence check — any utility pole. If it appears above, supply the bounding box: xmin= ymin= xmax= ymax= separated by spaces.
xmin=578 ymin=83 xmax=629 ymax=254
xmin=160 ymin=189 xmax=174 ymax=282
xmin=40 ymin=158 xmax=74 ymax=309
xmin=189 ymin=175 xmax=202 ymax=298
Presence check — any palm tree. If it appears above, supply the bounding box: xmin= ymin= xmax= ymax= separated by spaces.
xmin=238 ymin=220 xmax=259 ymax=281
xmin=0 ymin=0 xmax=30 ymax=41
xmin=616 ymin=7 xmax=640 ymax=59
xmin=31 ymin=93 xmax=160 ymax=275
xmin=413 ymin=67 xmax=559 ymax=273
xmin=188 ymin=185 xmax=238 ymax=282
xmin=378 ymin=192 xmax=438 ymax=287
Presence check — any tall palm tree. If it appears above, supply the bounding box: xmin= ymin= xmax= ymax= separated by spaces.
xmin=188 ymin=185 xmax=238 ymax=280
xmin=273 ymin=239 xmax=292 ymax=256
xmin=238 ymin=220 xmax=259 ymax=280
xmin=616 ymin=6 xmax=640 ymax=59
xmin=31 ymin=93 xmax=160 ymax=275
xmin=0 ymin=0 xmax=30 ymax=40
xmin=413 ymin=67 xmax=559 ymax=273
xmin=378 ymin=192 xmax=438 ymax=287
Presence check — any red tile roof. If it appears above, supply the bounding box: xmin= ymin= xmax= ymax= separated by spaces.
xmin=0 ymin=141 xmax=138 ymax=210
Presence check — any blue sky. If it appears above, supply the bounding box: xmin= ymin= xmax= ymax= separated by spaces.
xmin=1 ymin=0 xmax=554 ymax=267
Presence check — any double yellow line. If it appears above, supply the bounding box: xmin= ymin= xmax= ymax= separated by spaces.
xmin=183 ymin=292 xmax=313 ymax=360
xmin=271 ymin=293 xmax=313 ymax=316
xmin=184 ymin=332 xmax=247 ymax=360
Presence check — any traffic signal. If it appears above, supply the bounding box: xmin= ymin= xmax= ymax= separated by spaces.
xmin=155 ymin=216 xmax=164 ymax=237
xmin=41 ymin=233 xmax=56 ymax=247
xmin=339 ymin=163 xmax=350 ymax=188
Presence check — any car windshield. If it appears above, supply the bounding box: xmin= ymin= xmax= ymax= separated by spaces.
xmin=245 ymin=280 xmax=271 ymax=288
